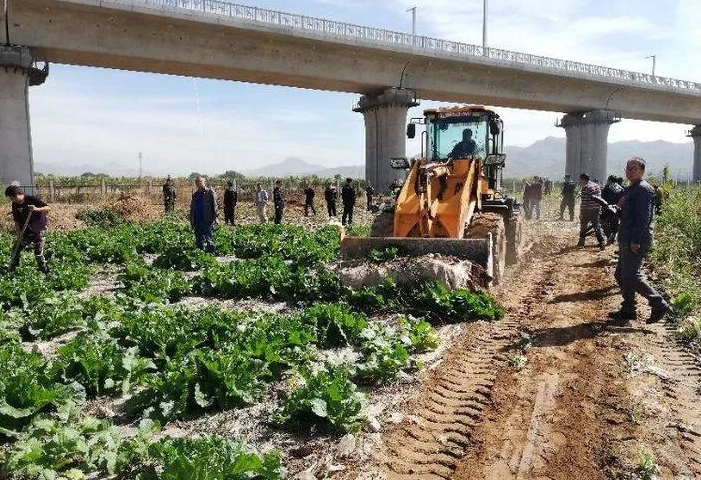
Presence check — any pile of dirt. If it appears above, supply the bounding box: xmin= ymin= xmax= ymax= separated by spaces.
xmin=336 ymin=254 xmax=490 ymax=290
xmin=109 ymin=194 xmax=154 ymax=222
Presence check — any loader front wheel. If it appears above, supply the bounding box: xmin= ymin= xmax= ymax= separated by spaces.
xmin=465 ymin=212 xmax=506 ymax=285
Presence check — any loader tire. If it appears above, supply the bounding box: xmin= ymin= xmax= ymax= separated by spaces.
xmin=370 ymin=210 xmax=395 ymax=237
xmin=505 ymin=216 xmax=522 ymax=265
xmin=465 ymin=212 xmax=506 ymax=285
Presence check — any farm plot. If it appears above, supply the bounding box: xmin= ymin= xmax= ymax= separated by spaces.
xmin=0 ymin=218 xmax=503 ymax=480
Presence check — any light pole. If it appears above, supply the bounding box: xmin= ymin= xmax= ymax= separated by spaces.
xmin=406 ymin=6 xmax=417 ymax=35
xmin=645 ymin=55 xmax=656 ymax=76
xmin=482 ymin=0 xmax=488 ymax=55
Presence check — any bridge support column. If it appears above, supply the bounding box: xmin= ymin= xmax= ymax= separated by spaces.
xmin=558 ymin=109 xmax=619 ymax=183
xmin=0 ymin=45 xmax=48 ymax=191
xmin=354 ymin=88 xmax=419 ymax=191
xmin=690 ymin=125 xmax=701 ymax=182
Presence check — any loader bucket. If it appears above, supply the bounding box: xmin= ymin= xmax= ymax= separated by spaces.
xmin=340 ymin=236 xmax=494 ymax=279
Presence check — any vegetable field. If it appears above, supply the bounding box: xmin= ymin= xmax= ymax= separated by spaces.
xmin=0 ymin=217 xmax=503 ymax=480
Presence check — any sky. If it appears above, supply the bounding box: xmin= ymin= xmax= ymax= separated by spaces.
xmin=29 ymin=0 xmax=701 ymax=176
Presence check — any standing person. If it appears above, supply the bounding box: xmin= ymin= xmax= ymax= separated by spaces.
xmin=223 ymin=180 xmax=238 ymax=226
xmin=610 ymin=157 xmax=669 ymax=325
xmin=559 ymin=174 xmax=576 ymax=221
xmin=254 ymin=184 xmax=268 ymax=224
xmin=324 ymin=183 xmax=337 ymax=219
xmin=162 ymin=175 xmax=176 ymax=213
xmin=303 ymin=184 xmax=316 ymax=217
xmin=601 ymin=175 xmax=625 ymax=244
xmin=365 ymin=183 xmax=375 ymax=211
xmin=273 ymin=180 xmax=284 ymax=225
xmin=522 ymin=180 xmax=533 ymax=220
xmin=341 ymin=178 xmax=356 ymax=225
xmin=189 ymin=175 xmax=217 ymax=254
xmin=577 ymin=173 xmax=605 ymax=249
xmin=5 ymin=185 xmax=50 ymax=273
xmin=531 ymin=176 xmax=543 ymax=220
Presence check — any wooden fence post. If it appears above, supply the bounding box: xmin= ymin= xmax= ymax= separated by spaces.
xmin=49 ymin=180 xmax=55 ymax=202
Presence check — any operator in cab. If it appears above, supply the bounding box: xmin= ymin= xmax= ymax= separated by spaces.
xmin=448 ymin=128 xmax=477 ymax=159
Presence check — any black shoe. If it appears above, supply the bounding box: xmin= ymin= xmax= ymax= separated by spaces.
xmin=608 ymin=309 xmax=637 ymax=320
xmin=647 ymin=303 xmax=670 ymax=324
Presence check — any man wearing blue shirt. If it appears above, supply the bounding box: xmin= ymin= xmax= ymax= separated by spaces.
xmin=610 ymin=157 xmax=669 ymax=325
xmin=189 ymin=175 xmax=217 ymax=254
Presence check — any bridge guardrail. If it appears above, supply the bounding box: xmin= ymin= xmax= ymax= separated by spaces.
xmin=98 ymin=0 xmax=701 ymax=94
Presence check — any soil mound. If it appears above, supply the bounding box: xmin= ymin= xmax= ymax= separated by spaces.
xmin=336 ymin=254 xmax=489 ymax=290
xmin=109 ymin=194 xmax=150 ymax=221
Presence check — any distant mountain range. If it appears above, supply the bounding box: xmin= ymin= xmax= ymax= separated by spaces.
xmin=35 ymin=138 xmax=694 ymax=179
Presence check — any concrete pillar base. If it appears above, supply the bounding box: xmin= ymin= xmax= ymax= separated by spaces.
xmin=557 ymin=109 xmax=619 ymax=183
xmin=354 ymin=88 xmax=419 ymax=191
xmin=689 ymin=125 xmax=701 ymax=182
xmin=0 ymin=44 xmax=48 ymax=191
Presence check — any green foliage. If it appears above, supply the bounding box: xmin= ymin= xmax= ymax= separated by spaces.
xmin=354 ymin=322 xmax=412 ymax=383
xmin=413 ymin=282 xmax=505 ymax=322
xmin=367 ymin=245 xmax=403 ymax=263
xmin=275 ymin=365 xmax=367 ymax=434
xmin=344 ymin=224 xmax=370 ymax=237
xmin=152 ymin=245 xmax=217 ymax=271
xmin=119 ymin=263 xmax=192 ymax=303
xmin=398 ymin=316 xmax=440 ymax=353
xmin=75 ymin=207 xmax=124 ymax=226
xmin=0 ymin=344 xmax=76 ymax=437
xmin=302 ymin=303 xmax=368 ymax=347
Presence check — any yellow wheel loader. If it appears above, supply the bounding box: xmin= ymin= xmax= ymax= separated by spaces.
xmin=341 ymin=106 xmax=522 ymax=285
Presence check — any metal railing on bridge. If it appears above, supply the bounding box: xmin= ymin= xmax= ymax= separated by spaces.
xmin=99 ymin=0 xmax=701 ymax=94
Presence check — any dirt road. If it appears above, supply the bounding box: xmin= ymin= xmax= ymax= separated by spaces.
xmin=348 ymin=219 xmax=701 ymax=480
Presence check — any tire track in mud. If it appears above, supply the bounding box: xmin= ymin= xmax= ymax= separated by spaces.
xmin=645 ymin=322 xmax=701 ymax=477
xmin=361 ymin=238 xmax=562 ymax=480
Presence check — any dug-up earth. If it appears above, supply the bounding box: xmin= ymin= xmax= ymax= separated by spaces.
xmin=328 ymin=216 xmax=701 ymax=480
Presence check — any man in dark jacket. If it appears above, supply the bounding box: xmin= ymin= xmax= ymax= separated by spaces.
xmin=601 ymin=175 xmax=625 ymax=244
xmin=577 ymin=173 xmax=605 ymax=249
xmin=189 ymin=175 xmax=217 ymax=254
xmin=610 ymin=157 xmax=669 ymax=325
xmin=5 ymin=185 xmax=50 ymax=273
xmin=559 ymin=174 xmax=576 ymax=221
xmin=273 ymin=180 xmax=284 ymax=225
xmin=324 ymin=183 xmax=337 ymax=218
xmin=365 ymin=184 xmax=375 ymax=211
xmin=162 ymin=176 xmax=176 ymax=213
xmin=341 ymin=178 xmax=356 ymax=225
xmin=303 ymin=184 xmax=316 ymax=217
xmin=223 ymin=181 xmax=238 ymax=226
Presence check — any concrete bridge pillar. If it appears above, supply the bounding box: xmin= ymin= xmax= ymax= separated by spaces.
xmin=0 ymin=45 xmax=48 ymax=191
xmin=690 ymin=125 xmax=701 ymax=182
xmin=558 ymin=109 xmax=619 ymax=183
xmin=354 ymin=88 xmax=419 ymax=191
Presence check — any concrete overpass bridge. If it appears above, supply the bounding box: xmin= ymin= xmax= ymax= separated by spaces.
xmin=3 ymin=0 xmax=701 ymax=189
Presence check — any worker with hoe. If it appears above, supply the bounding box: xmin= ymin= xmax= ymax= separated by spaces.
xmin=223 ymin=180 xmax=238 ymax=226
xmin=162 ymin=175 xmax=176 ymax=213
xmin=324 ymin=183 xmax=337 ymax=219
xmin=610 ymin=157 xmax=669 ymax=325
xmin=5 ymin=185 xmax=51 ymax=274
xmin=254 ymin=184 xmax=269 ymax=223
xmin=341 ymin=178 xmax=356 ymax=225
xmin=189 ymin=175 xmax=217 ymax=254
xmin=304 ymin=183 xmax=316 ymax=217
xmin=559 ymin=174 xmax=576 ymax=221
xmin=577 ymin=173 xmax=605 ymax=250
xmin=273 ymin=180 xmax=284 ymax=225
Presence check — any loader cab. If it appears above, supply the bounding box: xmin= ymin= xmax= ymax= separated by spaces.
xmin=409 ymin=106 xmax=505 ymax=190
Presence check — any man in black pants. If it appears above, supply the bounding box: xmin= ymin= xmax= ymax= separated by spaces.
xmin=610 ymin=157 xmax=669 ymax=326
xmin=559 ymin=174 xmax=576 ymax=221
xmin=223 ymin=181 xmax=238 ymax=226
xmin=5 ymin=185 xmax=50 ymax=273
xmin=303 ymin=184 xmax=316 ymax=216
xmin=341 ymin=178 xmax=356 ymax=225
xmin=577 ymin=173 xmax=605 ymax=249
xmin=324 ymin=183 xmax=337 ymax=219
xmin=273 ymin=180 xmax=284 ymax=225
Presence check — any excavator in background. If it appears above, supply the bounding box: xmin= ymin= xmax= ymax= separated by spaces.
xmin=340 ymin=105 xmax=522 ymax=285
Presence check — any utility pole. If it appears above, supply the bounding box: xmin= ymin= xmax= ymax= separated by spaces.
xmin=645 ymin=55 xmax=656 ymax=76
xmin=482 ymin=0 xmax=488 ymax=55
xmin=138 ymin=151 xmax=143 ymax=179
xmin=406 ymin=6 xmax=417 ymax=35
xmin=4 ymin=0 xmax=10 ymax=45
